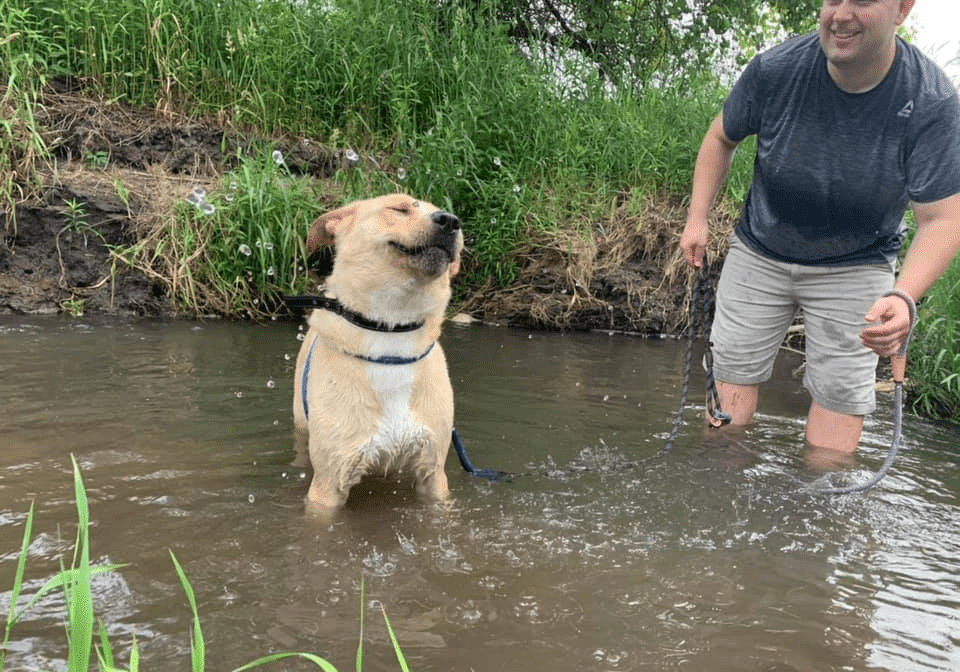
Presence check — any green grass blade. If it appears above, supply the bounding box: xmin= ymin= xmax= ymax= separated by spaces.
xmin=231 ymin=652 xmax=341 ymax=672
xmin=169 ymin=551 xmax=205 ymax=672
xmin=129 ymin=633 xmax=140 ymax=672
xmin=355 ymin=577 xmax=365 ymax=672
xmin=68 ymin=455 xmax=94 ymax=672
xmin=12 ymin=564 xmax=125 ymax=624
xmin=96 ymin=619 xmax=115 ymax=669
xmin=379 ymin=606 xmax=409 ymax=672
xmin=1 ymin=500 xmax=35 ymax=669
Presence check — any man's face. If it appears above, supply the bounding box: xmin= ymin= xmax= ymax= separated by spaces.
xmin=819 ymin=0 xmax=914 ymax=69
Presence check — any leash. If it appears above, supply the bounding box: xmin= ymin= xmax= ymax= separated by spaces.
xmin=288 ymin=293 xmax=505 ymax=482
xmin=812 ymin=288 xmax=918 ymax=495
xmin=662 ymin=254 xmax=731 ymax=454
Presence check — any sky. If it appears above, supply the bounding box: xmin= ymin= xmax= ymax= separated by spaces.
xmin=908 ymin=0 xmax=960 ymax=83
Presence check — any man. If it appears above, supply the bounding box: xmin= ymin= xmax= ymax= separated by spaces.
xmin=679 ymin=0 xmax=960 ymax=455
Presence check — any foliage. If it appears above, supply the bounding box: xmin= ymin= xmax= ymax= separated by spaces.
xmin=456 ymin=0 xmax=820 ymax=91
xmin=907 ymin=254 xmax=960 ymax=422
xmin=0 ymin=11 xmax=49 ymax=241
xmin=1 ymin=458 xmax=409 ymax=671
xmin=118 ymin=148 xmax=331 ymax=317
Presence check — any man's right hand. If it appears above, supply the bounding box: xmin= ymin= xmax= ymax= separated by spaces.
xmin=679 ymin=217 xmax=709 ymax=269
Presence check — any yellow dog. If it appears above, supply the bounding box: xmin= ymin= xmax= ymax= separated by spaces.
xmin=292 ymin=194 xmax=463 ymax=511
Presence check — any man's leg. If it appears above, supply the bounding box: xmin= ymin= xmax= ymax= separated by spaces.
xmin=798 ymin=261 xmax=893 ymax=455
xmin=805 ymin=400 xmax=864 ymax=453
xmin=708 ymin=236 xmax=797 ymax=428
xmin=714 ymin=380 xmax=759 ymax=425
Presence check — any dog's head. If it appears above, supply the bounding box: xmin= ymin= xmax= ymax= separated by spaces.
xmin=306 ymin=194 xmax=464 ymax=283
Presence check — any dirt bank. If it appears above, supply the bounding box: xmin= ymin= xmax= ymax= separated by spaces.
xmin=1 ymin=86 xmax=733 ymax=334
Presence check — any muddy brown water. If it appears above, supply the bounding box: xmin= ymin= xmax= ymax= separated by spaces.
xmin=2 ymin=315 xmax=960 ymax=671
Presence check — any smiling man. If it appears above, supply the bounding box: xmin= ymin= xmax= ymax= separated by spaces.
xmin=678 ymin=0 xmax=960 ymax=457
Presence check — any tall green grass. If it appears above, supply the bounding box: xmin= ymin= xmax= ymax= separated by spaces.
xmin=1 ymin=0 xmax=733 ymax=285
xmin=2 ymin=457 xmax=410 ymax=671
xmin=118 ymin=147 xmax=331 ymax=317
xmin=908 ymin=254 xmax=960 ymax=421
xmin=0 ymin=5 xmax=49 ymax=240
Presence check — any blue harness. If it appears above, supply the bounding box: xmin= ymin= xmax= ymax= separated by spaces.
xmin=289 ymin=294 xmax=505 ymax=481
xmin=299 ymin=334 xmax=435 ymax=421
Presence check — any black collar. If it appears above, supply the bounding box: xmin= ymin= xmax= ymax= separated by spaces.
xmin=283 ymin=295 xmax=425 ymax=333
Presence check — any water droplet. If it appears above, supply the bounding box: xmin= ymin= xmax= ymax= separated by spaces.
xmin=493 ymin=156 xmax=502 ymax=167
xmin=513 ymin=184 xmax=521 ymax=193
xmin=224 ymin=193 xmax=234 ymax=202
xmin=266 ymin=379 xmax=275 ymax=389
xmin=284 ymin=353 xmax=291 ymax=360
xmin=272 ymin=150 xmax=285 ymax=165
xmin=192 ymin=185 xmax=207 ymax=199
xmin=200 ymin=201 xmax=215 ymax=215
xmin=296 ymin=333 xmax=305 ymax=341
xmin=248 ymin=494 xmax=255 ymax=504
xmin=397 ymin=167 xmax=407 ymax=180
xmin=264 ymin=242 xmax=273 ymax=251
xmin=267 ymin=266 xmax=275 ymax=277
xmin=239 ymin=244 xmax=252 ymax=256
xmin=344 ymin=149 xmax=359 ymax=164
xmin=235 ymin=391 xmax=243 ymax=398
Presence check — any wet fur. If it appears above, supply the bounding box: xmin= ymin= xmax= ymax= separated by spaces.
xmin=292 ymin=194 xmax=463 ymax=511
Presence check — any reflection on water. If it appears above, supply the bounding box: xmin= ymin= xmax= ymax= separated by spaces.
xmin=1 ymin=315 xmax=959 ymax=671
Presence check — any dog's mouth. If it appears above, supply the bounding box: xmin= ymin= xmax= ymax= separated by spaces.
xmin=389 ymin=239 xmax=456 ymax=262
xmin=389 ymin=239 xmax=459 ymax=276
xmin=387 ymin=209 xmax=462 ymax=277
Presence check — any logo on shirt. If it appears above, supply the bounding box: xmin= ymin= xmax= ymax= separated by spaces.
xmin=897 ymin=100 xmax=914 ymax=118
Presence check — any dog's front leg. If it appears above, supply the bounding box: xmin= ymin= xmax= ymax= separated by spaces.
xmin=305 ymin=472 xmax=349 ymax=510
xmin=416 ymin=467 xmax=450 ymax=502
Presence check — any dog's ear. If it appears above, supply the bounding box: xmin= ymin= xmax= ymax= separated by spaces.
xmin=305 ymin=203 xmax=358 ymax=253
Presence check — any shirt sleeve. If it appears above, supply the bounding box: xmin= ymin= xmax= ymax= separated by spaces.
xmin=906 ymin=91 xmax=960 ymax=203
xmin=722 ymin=55 xmax=764 ymax=142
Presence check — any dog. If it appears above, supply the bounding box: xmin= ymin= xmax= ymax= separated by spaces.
xmin=292 ymin=193 xmax=464 ymax=510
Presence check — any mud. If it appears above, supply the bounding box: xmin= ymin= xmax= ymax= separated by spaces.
xmin=1 ymin=84 xmax=734 ymax=333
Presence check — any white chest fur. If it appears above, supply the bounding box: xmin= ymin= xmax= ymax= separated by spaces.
xmin=357 ymin=338 xmax=432 ymax=463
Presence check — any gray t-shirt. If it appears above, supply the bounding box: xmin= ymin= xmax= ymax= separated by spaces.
xmin=723 ymin=33 xmax=960 ymax=266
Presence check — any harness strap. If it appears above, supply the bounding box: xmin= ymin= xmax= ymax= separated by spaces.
xmin=301 ymin=334 xmax=318 ymax=420
xmin=299 ymin=337 xmax=437 ymax=421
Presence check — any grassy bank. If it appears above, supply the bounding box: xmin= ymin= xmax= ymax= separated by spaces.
xmin=1 ymin=0 xmax=959 ymax=421
xmin=0 ymin=0 xmax=739 ymax=286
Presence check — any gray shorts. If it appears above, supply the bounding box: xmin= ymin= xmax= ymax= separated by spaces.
xmin=710 ymin=235 xmax=895 ymax=416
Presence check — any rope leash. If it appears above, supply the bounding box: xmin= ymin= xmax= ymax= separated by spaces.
xmin=812 ymin=288 xmax=918 ymax=495
xmin=662 ymin=254 xmax=730 ymax=454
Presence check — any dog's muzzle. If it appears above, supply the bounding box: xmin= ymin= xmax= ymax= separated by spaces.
xmin=391 ymin=211 xmax=462 ymax=276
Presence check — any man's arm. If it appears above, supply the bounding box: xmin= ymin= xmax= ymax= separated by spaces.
xmin=679 ymin=112 xmax=743 ymax=268
xmin=860 ymin=192 xmax=960 ymax=356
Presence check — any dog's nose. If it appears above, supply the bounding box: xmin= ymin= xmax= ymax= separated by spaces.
xmin=431 ymin=211 xmax=460 ymax=232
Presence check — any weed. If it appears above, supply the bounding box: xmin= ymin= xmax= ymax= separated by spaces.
xmin=85 ymin=150 xmax=109 ymax=169
xmin=2 ymin=458 xmax=412 ymax=672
